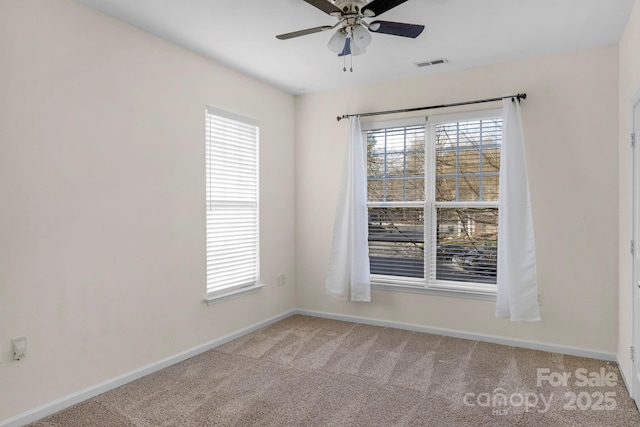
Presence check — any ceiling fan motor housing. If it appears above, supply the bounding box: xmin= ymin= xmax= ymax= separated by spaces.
xmin=332 ymin=1 xmax=369 ymax=15
xmin=329 ymin=1 xmax=373 ymax=34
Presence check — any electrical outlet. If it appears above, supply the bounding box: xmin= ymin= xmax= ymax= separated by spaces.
xmin=277 ymin=274 xmax=286 ymax=286
xmin=11 ymin=337 xmax=26 ymax=360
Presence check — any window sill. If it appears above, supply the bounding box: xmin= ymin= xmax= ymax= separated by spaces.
xmin=371 ymin=282 xmax=496 ymax=302
xmin=204 ymin=283 xmax=264 ymax=306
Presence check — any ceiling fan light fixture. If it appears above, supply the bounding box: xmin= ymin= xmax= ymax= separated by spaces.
xmin=337 ymin=37 xmax=367 ymax=57
xmin=351 ymin=24 xmax=372 ymax=49
xmin=350 ymin=38 xmax=367 ymax=56
xmin=327 ymin=29 xmax=347 ymax=54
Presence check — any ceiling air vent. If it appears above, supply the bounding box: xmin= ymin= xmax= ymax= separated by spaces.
xmin=415 ymin=58 xmax=449 ymax=68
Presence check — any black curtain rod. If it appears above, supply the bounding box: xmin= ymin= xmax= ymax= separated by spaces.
xmin=336 ymin=93 xmax=527 ymax=122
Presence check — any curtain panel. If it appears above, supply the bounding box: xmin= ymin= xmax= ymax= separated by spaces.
xmin=325 ymin=117 xmax=371 ymax=302
xmin=496 ymin=98 xmax=541 ymax=322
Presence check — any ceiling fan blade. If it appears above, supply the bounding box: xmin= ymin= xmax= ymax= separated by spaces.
xmin=276 ymin=25 xmax=333 ymax=40
xmin=370 ymin=20 xmax=425 ymax=38
xmin=362 ymin=0 xmax=409 ymax=17
xmin=303 ymin=0 xmax=342 ymax=15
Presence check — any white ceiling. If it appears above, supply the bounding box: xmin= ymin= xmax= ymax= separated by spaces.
xmin=74 ymin=0 xmax=633 ymax=95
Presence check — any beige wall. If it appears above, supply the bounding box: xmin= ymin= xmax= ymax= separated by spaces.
xmin=0 ymin=0 xmax=295 ymax=420
xmin=296 ymin=46 xmax=619 ymax=352
xmin=618 ymin=0 xmax=640 ymax=386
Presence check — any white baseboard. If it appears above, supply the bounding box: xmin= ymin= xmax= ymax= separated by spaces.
xmin=0 ymin=309 xmax=296 ymax=427
xmin=2 ymin=307 xmax=621 ymax=426
xmin=293 ymin=309 xmax=618 ymax=362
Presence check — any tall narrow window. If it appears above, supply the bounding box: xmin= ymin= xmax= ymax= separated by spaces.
xmin=205 ymin=107 xmax=259 ymax=300
xmin=365 ymin=110 xmax=502 ymax=296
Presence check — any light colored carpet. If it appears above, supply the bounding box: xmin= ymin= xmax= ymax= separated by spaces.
xmin=28 ymin=315 xmax=640 ymax=426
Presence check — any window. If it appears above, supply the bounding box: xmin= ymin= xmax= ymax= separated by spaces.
xmin=205 ymin=106 xmax=260 ymax=303
xmin=365 ymin=110 xmax=502 ymax=297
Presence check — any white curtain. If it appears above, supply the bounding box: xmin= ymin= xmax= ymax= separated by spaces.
xmin=496 ymin=98 xmax=540 ymax=322
xmin=325 ymin=117 xmax=371 ymax=302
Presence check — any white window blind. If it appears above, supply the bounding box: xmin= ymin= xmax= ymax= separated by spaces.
xmin=205 ymin=106 xmax=259 ymax=297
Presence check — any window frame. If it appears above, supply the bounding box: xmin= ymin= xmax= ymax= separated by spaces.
xmin=363 ymin=109 xmax=502 ymax=300
xmin=204 ymin=106 xmax=262 ymax=305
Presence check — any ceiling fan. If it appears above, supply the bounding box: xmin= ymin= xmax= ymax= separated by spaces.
xmin=276 ymin=0 xmax=424 ymax=59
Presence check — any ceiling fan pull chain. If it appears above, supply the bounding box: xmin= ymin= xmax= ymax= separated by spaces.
xmin=343 ymin=54 xmax=347 ymax=72
xmin=350 ymin=54 xmax=353 ymax=72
